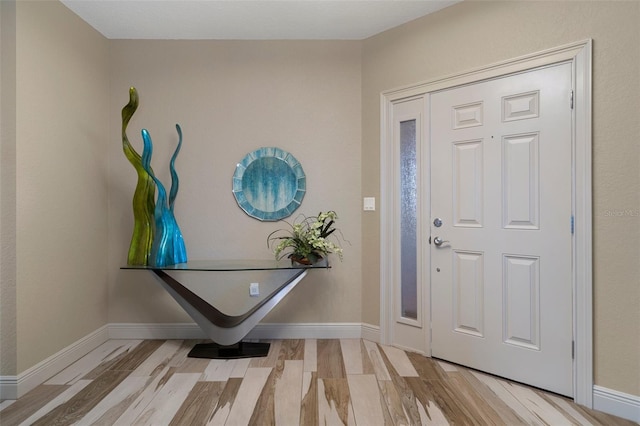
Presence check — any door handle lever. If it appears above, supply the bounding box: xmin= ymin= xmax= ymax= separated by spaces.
xmin=433 ymin=237 xmax=449 ymax=247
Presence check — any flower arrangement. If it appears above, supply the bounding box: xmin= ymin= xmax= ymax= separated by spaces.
xmin=267 ymin=211 xmax=344 ymax=264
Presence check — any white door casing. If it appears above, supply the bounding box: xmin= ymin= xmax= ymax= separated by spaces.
xmin=380 ymin=40 xmax=592 ymax=405
xmin=430 ymin=63 xmax=573 ymax=397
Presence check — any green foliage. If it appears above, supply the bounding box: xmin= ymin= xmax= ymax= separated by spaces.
xmin=267 ymin=211 xmax=344 ymax=264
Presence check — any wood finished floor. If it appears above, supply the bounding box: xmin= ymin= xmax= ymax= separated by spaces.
xmin=0 ymin=339 xmax=636 ymax=426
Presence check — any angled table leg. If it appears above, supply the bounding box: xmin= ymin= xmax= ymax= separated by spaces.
xmin=149 ymin=268 xmax=308 ymax=359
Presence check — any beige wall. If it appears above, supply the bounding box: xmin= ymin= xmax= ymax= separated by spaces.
xmin=361 ymin=1 xmax=640 ymax=396
xmin=3 ymin=0 xmax=638 ymax=403
xmin=107 ymin=41 xmax=363 ymax=325
xmin=0 ymin=0 xmax=17 ymax=377
xmin=9 ymin=0 xmax=110 ymax=373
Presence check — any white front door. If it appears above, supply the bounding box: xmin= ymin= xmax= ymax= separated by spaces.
xmin=430 ymin=63 xmax=574 ymax=396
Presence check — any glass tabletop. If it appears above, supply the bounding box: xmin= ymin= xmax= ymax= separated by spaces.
xmin=121 ymin=259 xmax=329 ymax=320
xmin=121 ymin=258 xmax=329 ymax=271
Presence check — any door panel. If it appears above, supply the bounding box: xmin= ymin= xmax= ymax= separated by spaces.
xmin=430 ymin=63 xmax=573 ymax=396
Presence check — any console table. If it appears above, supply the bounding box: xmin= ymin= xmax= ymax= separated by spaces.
xmin=121 ymin=260 xmax=328 ymax=359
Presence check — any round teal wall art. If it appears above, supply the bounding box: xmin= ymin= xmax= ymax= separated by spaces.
xmin=232 ymin=147 xmax=306 ymax=221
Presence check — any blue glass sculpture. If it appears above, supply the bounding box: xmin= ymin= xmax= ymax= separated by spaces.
xmin=121 ymin=87 xmax=187 ymax=266
xmin=141 ymin=128 xmax=187 ymax=267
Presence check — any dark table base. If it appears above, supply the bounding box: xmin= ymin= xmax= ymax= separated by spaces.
xmin=187 ymin=341 xmax=270 ymax=359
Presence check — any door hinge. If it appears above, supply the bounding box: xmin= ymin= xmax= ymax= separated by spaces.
xmin=572 ymin=341 xmax=575 ymax=359
xmin=570 ymin=90 xmax=574 ymax=109
xmin=571 ymin=215 xmax=575 ymax=234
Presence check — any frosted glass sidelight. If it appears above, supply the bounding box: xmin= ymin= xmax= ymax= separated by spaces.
xmin=400 ymin=119 xmax=418 ymax=320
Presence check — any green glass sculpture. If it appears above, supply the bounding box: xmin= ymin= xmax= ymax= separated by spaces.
xmin=122 ymin=87 xmax=155 ymax=265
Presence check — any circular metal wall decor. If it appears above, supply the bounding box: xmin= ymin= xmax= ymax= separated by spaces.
xmin=232 ymin=147 xmax=306 ymax=221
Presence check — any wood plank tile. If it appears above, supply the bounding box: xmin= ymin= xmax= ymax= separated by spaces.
xmin=414 ymin=395 xmax=450 ymax=425
xmin=174 ymin=355 xmax=210 ymax=374
xmin=167 ymin=340 xmax=201 ymax=368
xmin=470 ymin=370 xmax=548 ymax=424
xmin=207 ymin=378 xmax=242 ymax=425
xmin=385 ymin=373 xmax=421 ymax=424
xmin=75 ymin=375 xmax=150 ymax=425
xmin=377 ymin=380 xmax=409 ymax=426
xmin=437 ymin=360 xmax=458 ymax=372
xmin=318 ymin=378 xmax=355 ymax=425
xmin=300 ymin=371 xmax=318 ymax=425
xmin=223 ymin=367 xmax=272 ymax=425
xmin=81 ymin=341 xmax=145 ymax=380
xmin=340 ymin=339 xmax=363 ymax=375
xmin=170 ymin=381 xmax=225 ymax=426
xmin=275 ymin=360 xmax=304 ymax=425
xmin=248 ymin=365 xmax=279 ymax=425
xmin=359 ymin=339 xmax=376 ymax=375
xmin=399 ymin=380 xmax=451 ymax=426
xmin=0 ymin=400 xmax=16 ymax=411
xmin=374 ymin=345 xmax=423 ymax=424
xmin=249 ymin=340 xmax=282 ymax=368
xmin=584 ymin=409 xmax=639 ymax=426
xmin=201 ymin=359 xmax=237 ymax=382
xmin=279 ymin=339 xmax=305 ymax=360
xmin=445 ymin=371 xmax=507 ymax=424
xmin=457 ymin=368 xmax=528 ymax=425
xmin=304 ymin=338 xmax=317 ymax=372
xmin=131 ymin=373 xmax=200 ymax=425
xmin=110 ymin=366 xmax=176 ymax=425
xmin=406 ymin=351 xmax=447 ymax=381
xmin=251 ymin=359 xmax=304 ymax=425
xmin=6 ymin=339 xmax=634 ymax=426
xmin=380 ymin=344 xmax=419 ymax=377
xmin=538 ymin=391 xmax=600 ymax=425
xmin=46 ymin=340 xmax=142 ymax=385
xmin=31 ymin=371 xmax=130 ymax=426
xmin=108 ymin=339 xmax=165 ymax=371
xmin=130 ymin=339 xmax=184 ymax=377
xmin=362 ymin=339 xmax=391 ymax=381
xmin=405 ymin=377 xmax=478 ymax=425
xmin=18 ymin=380 xmax=92 ymax=426
xmin=347 ymin=374 xmax=386 ymax=425
xmin=543 ymin=393 xmax=638 ymax=426
xmin=0 ymin=385 xmax=68 ymax=426
xmin=229 ymin=358 xmax=251 ymax=378
xmin=498 ymin=379 xmax=581 ymax=425
xmin=317 ymin=339 xmax=346 ymax=379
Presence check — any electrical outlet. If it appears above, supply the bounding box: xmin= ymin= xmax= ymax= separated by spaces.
xmin=363 ymin=197 xmax=375 ymax=211
xmin=249 ymin=282 xmax=260 ymax=297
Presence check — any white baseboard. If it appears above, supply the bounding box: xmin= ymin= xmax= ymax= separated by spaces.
xmin=361 ymin=323 xmax=381 ymax=343
xmin=0 ymin=325 xmax=109 ymax=400
xmin=593 ymin=385 xmax=640 ymax=423
xmin=0 ymin=376 xmax=17 ymax=401
xmin=107 ymin=322 xmax=377 ymax=341
xmin=108 ymin=322 xmax=206 ymax=340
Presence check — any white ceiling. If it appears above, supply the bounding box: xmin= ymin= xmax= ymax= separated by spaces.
xmin=60 ymin=0 xmax=461 ymax=40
